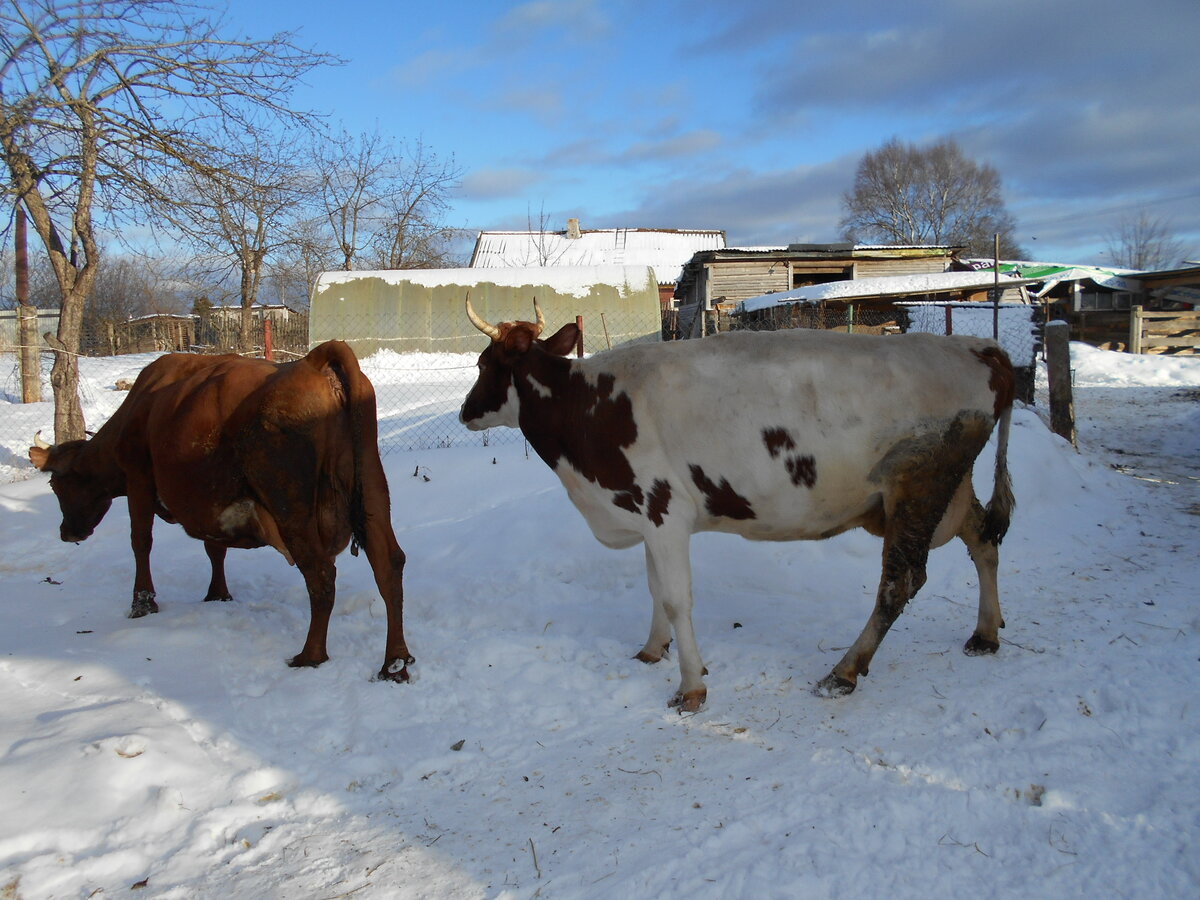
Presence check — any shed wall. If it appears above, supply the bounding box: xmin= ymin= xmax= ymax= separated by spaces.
xmin=309 ymin=268 xmax=662 ymax=356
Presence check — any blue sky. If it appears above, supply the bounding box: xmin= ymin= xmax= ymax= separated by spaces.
xmin=225 ymin=0 xmax=1200 ymax=266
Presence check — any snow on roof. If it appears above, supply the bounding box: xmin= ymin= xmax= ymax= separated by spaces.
xmin=738 ymin=270 xmax=1032 ymax=313
xmin=470 ymin=228 xmax=726 ymax=284
xmin=316 ymin=265 xmax=658 ymax=299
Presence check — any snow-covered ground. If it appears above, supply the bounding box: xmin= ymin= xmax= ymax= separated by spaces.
xmin=1 ymin=342 xmax=1198 ymax=899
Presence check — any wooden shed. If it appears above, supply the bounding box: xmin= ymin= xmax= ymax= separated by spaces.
xmin=675 ymin=243 xmax=964 ymax=337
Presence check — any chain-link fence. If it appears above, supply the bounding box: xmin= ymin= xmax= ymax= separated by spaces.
xmin=2 ymin=299 xmax=1042 ymax=482
xmin=726 ymin=299 xmax=1040 ymax=402
xmin=0 ymin=304 xmax=656 ymax=480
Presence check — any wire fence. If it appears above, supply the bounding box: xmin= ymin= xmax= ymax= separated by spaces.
xmin=2 ymin=300 xmax=1041 ymax=482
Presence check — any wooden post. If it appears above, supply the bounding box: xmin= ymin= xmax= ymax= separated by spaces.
xmin=992 ymin=233 xmax=1000 ymax=341
xmin=15 ymin=206 xmax=41 ymax=403
xmin=264 ymin=317 xmax=274 ymax=361
xmin=944 ymin=305 xmax=953 ymax=335
xmin=575 ymin=315 xmax=584 ymax=358
xmin=1128 ymin=305 xmax=1143 ymax=354
xmin=1045 ymin=320 xmax=1077 ymax=448
xmin=847 ymin=303 xmax=855 ymax=334
xmin=18 ymin=304 xmax=40 ymax=403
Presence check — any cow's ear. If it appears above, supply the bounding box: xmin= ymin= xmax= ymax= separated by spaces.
xmin=540 ymin=323 xmax=580 ymax=357
xmin=29 ymin=445 xmax=52 ymax=471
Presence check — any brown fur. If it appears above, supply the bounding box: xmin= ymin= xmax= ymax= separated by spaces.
xmin=29 ymin=342 xmax=413 ymax=681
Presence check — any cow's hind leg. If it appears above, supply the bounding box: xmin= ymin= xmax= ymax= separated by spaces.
xmin=288 ymin=544 xmax=336 ymax=670
xmin=202 ymin=541 xmax=233 ymax=603
xmin=959 ymin=498 xmax=1005 ymax=655
xmin=816 ymin=510 xmax=932 ymax=698
xmin=356 ymin=472 xmax=414 ymax=683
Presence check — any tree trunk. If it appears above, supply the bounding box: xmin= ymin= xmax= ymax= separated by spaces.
xmin=47 ymin=290 xmax=86 ymax=441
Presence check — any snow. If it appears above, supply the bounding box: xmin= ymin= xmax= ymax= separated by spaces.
xmin=315 ymin=264 xmax=658 ymax=300
xmin=737 ymin=271 xmax=1030 ymax=312
xmin=471 ymin=230 xmax=726 ymax=285
xmin=3 ymin=342 xmax=1200 ymax=898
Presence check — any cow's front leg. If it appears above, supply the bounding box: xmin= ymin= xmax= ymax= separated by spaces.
xmin=126 ymin=481 xmax=159 ymax=618
xmin=645 ymin=533 xmax=706 ymax=711
xmin=635 ymin=545 xmax=672 ymax=664
xmin=202 ymin=541 xmax=233 ymax=603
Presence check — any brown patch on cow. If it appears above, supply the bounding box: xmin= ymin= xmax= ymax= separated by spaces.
xmin=646 ymin=479 xmax=672 ymax=526
xmin=762 ymin=427 xmax=817 ymax=488
xmin=762 ymin=427 xmax=796 ymax=457
xmin=689 ymin=464 xmax=756 ymax=520
xmin=787 ymin=455 xmax=816 ymax=488
xmin=516 ymin=356 xmax=642 ymax=503
xmin=972 ymin=347 xmax=1016 ymax=420
xmin=612 ymin=484 xmax=644 ymax=515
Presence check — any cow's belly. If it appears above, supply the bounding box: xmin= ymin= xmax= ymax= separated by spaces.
xmin=554 ymin=464 xmax=647 ymax=549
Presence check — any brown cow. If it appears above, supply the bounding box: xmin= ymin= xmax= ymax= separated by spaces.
xmin=29 ymin=341 xmax=414 ymax=682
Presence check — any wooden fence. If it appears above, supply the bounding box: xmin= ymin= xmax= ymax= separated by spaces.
xmin=1129 ymin=306 xmax=1200 ymax=354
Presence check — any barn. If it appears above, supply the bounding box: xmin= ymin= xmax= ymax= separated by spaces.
xmin=675 ymin=243 xmax=965 ymax=337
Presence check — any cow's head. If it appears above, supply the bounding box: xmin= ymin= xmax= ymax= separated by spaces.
xmin=460 ymin=297 xmax=579 ymax=430
xmin=29 ymin=432 xmax=114 ymax=543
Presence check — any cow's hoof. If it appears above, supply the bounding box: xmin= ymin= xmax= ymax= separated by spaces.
xmin=635 ymin=640 xmax=671 ymax=664
xmin=377 ymin=656 xmax=415 ymax=683
xmin=669 ymin=688 xmax=707 ymax=712
xmin=814 ymin=672 xmax=856 ymax=698
xmin=287 ymin=653 xmax=328 ymax=669
xmin=964 ymin=634 xmax=1000 ymax=656
xmin=129 ymin=592 xmax=159 ymax=618
xmin=202 ymin=592 xmax=232 ymax=603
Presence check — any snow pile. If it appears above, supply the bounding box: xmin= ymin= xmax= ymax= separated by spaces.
xmin=1 ymin=344 xmax=1199 ymax=898
xmin=315 ymin=264 xmax=658 ymax=300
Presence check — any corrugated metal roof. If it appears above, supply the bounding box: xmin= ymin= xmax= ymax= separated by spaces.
xmin=738 ymin=271 xmax=1035 ymax=313
xmin=470 ymin=227 xmax=726 ymax=284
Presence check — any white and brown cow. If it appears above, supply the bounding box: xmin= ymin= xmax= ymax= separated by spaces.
xmin=461 ymin=300 xmax=1015 ymax=711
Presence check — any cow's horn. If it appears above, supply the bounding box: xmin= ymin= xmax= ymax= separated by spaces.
xmin=532 ymin=298 xmax=544 ymax=337
xmin=33 ymin=430 xmax=51 ymax=450
xmin=465 ymin=294 xmax=501 ymax=341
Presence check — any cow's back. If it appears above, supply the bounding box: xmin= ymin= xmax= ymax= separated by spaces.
xmin=569 ymin=330 xmax=1007 ymax=541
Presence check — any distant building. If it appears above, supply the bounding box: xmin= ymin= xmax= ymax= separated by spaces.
xmin=676 ymin=243 xmax=966 ymax=337
xmin=470 ymin=221 xmax=726 ymax=309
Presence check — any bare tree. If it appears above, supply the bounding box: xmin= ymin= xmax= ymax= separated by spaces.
xmin=0 ymin=0 xmax=335 ymax=440
xmin=80 ymin=253 xmax=181 ymax=352
xmin=308 ymin=129 xmax=462 ymax=272
xmin=313 ymin=126 xmax=392 ymax=271
xmin=267 ymin=214 xmax=335 ymax=310
xmin=1105 ymin=210 xmax=1187 ymax=270
xmin=840 ymin=138 xmax=1024 ymax=258
xmin=169 ymin=134 xmax=306 ymax=350
xmin=367 ymin=139 xmax=463 ymax=270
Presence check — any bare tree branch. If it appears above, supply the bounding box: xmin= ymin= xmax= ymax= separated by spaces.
xmin=1 ymin=0 xmax=338 ymax=438
xmin=1105 ymin=210 xmax=1186 ymax=270
xmin=840 ymin=137 xmax=1023 ymax=259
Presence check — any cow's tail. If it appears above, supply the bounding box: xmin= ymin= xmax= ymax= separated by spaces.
xmin=306 ymin=340 xmax=374 ymax=555
xmin=981 ymin=404 xmax=1015 ymax=545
